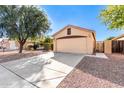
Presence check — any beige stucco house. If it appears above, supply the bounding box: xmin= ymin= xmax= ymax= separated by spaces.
xmin=52 ymin=25 xmax=96 ymax=54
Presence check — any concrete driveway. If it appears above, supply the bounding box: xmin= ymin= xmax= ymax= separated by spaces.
xmin=0 ymin=52 xmax=84 ymax=88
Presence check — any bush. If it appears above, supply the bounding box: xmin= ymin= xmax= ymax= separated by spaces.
xmin=27 ymin=45 xmax=34 ymax=50
xmin=44 ymin=43 xmax=53 ymax=51
xmin=33 ymin=42 xmax=39 ymax=50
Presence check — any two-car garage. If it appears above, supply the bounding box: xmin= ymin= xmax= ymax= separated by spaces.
xmin=53 ymin=25 xmax=96 ymax=54
xmin=56 ymin=36 xmax=87 ymax=54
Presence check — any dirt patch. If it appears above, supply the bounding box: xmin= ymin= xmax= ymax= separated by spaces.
xmin=58 ymin=55 xmax=124 ymax=88
xmin=0 ymin=50 xmax=43 ymax=63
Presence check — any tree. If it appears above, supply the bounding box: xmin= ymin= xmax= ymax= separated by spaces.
xmin=0 ymin=31 xmax=3 ymax=38
xmin=0 ymin=5 xmax=50 ymax=53
xmin=99 ymin=5 xmax=124 ymax=30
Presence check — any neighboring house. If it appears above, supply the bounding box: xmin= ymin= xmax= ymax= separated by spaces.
xmin=104 ymin=34 xmax=124 ymax=54
xmin=0 ymin=38 xmax=18 ymax=50
xmin=112 ymin=34 xmax=124 ymax=41
xmin=52 ymin=25 xmax=96 ymax=54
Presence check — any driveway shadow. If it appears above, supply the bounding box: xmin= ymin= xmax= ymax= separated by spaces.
xmin=52 ymin=52 xmax=84 ymax=67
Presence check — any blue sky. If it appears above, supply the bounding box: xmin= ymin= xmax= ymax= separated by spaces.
xmin=42 ymin=5 xmax=124 ymax=41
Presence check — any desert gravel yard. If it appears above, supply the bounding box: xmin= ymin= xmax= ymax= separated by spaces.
xmin=58 ymin=54 xmax=124 ymax=88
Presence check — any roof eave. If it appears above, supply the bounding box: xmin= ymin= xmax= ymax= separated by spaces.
xmin=52 ymin=25 xmax=95 ymax=37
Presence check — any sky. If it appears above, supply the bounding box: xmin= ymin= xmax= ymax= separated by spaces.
xmin=42 ymin=5 xmax=124 ymax=41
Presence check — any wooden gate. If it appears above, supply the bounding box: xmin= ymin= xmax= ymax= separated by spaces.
xmin=112 ymin=40 xmax=124 ymax=54
xmin=96 ymin=41 xmax=104 ymax=53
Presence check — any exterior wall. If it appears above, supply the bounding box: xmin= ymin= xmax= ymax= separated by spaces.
xmin=86 ymin=33 xmax=95 ymax=54
xmin=53 ymin=26 xmax=95 ymax=54
xmin=104 ymin=40 xmax=112 ymax=54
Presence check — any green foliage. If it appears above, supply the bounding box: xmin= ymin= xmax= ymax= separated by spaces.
xmin=0 ymin=5 xmax=50 ymax=53
xmin=106 ymin=36 xmax=115 ymax=40
xmin=99 ymin=5 xmax=124 ymax=30
xmin=44 ymin=36 xmax=53 ymax=43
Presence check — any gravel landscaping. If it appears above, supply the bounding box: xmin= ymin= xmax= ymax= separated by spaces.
xmin=0 ymin=50 xmax=43 ymax=63
xmin=58 ymin=54 xmax=124 ymax=88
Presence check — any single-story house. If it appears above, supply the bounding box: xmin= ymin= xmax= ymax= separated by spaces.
xmin=104 ymin=34 xmax=124 ymax=54
xmin=52 ymin=25 xmax=96 ymax=54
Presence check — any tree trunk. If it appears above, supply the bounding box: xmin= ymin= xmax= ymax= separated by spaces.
xmin=18 ymin=40 xmax=26 ymax=53
xmin=19 ymin=43 xmax=23 ymax=53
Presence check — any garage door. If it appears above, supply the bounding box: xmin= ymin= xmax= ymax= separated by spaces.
xmin=56 ymin=37 xmax=87 ymax=54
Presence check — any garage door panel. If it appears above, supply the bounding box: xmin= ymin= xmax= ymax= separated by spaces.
xmin=56 ymin=38 xmax=87 ymax=54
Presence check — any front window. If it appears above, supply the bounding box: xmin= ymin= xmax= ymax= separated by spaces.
xmin=67 ymin=28 xmax=71 ymax=35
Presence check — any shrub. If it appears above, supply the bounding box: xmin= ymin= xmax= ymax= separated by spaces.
xmin=33 ymin=42 xmax=40 ymax=50
xmin=44 ymin=43 xmax=53 ymax=51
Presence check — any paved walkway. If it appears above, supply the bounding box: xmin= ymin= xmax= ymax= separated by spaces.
xmin=0 ymin=52 xmax=84 ymax=88
xmin=86 ymin=53 xmax=108 ymax=59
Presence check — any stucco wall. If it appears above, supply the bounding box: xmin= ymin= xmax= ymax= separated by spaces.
xmin=86 ymin=33 xmax=95 ymax=54
xmin=104 ymin=40 xmax=112 ymax=54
